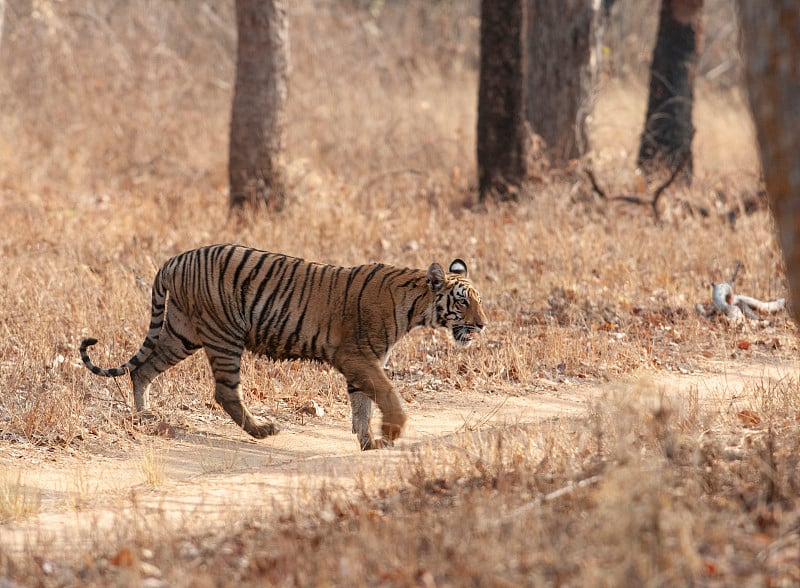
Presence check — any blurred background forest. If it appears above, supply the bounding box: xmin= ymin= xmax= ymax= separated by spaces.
xmin=0 ymin=0 xmax=748 ymax=199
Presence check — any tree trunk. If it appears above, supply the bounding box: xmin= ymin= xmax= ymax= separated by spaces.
xmin=526 ymin=0 xmax=597 ymax=166
xmin=637 ymin=0 xmax=703 ymax=184
xmin=737 ymin=1 xmax=800 ymax=321
xmin=0 ymin=0 xmax=5 ymax=50
xmin=477 ymin=0 xmax=529 ymax=202
xmin=229 ymin=0 xmax=289 ymax=213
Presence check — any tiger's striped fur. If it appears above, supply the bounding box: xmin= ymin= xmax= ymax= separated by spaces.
xmin=80 ymin=244 xmax=487 ymax=450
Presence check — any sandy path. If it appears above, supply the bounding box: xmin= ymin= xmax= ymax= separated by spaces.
xmin=1 ymin=358 xmax=797 ymax=555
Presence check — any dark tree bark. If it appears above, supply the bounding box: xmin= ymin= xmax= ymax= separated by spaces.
xmin=737 ymin=1 xmax=800 ymax=320
xmin=477 ymin=0 xmax=529 ymax=202
xmin=637 ymin=0 xmax=703 ymax=184
xmin=526 ymin=0 xmax=597 ymax=166
xmin=229 ymin=0 xmax=289 ymax=213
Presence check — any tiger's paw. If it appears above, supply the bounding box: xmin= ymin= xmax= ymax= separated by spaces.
xmin=132 ymin=409 xmax=158 ymax=426
xmin=248 ymin=421 xmax=279 ymax=439
xmin=361 ymin=436 xmax=393 ymax=451
xmin=381 ymin=415 xmax=406 ymax=442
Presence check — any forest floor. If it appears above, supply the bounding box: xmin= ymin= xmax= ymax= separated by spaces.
xmin=3 ymin=355 xmax=795 ymax=554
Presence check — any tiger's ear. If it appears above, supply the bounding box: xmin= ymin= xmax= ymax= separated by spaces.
xmin=427 ymin=263 xmax=446 ymax=292
xmin=449 ymin=258 xmax=468 ymax=277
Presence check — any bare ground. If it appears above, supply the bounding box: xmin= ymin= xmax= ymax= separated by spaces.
xmin=2 ymin=357 xmax=796 ymax=557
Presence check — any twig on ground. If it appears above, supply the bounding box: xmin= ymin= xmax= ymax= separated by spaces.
xmin=586 ymin=152 xmax=690 ymax=222
xmin=498 ymin=474 xmax=603 ymax=522
xmin=650 ymin=151 xmax=691 ymax=219
xmin=729 ymin=261 xmax=742 ymax=286
xmin=585 ymin=167 xmax=607 ymax=199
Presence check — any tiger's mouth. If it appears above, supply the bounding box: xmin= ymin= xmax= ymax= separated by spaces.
xmin=452 ymin=324 xmax=484 ymax=347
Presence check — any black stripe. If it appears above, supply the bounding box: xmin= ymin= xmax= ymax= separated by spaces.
xmin=198 ymin=320 xmax=243 ymax=350
xmin=239 ymin=252 xmax=268 ymax=320
xmin=258 ymin=257 xmax=304 ymax=344
xmin=342 ymin=265 xmax=364 ymax=305
xmin=216 ymin=245 xmax=241 ymax=329
xmin=251 ymin=256 xmax=287 ymax=330
xmin=283 ymin=265 xmax=317 ymax=356
xmin=213 ymin=377 xmax=240 ymax=389
xmin=406 ymin=292 xmax=428 ymax=329
xmin=231 ymin=247 xmax=253 ymax=291
xmin=388 ymin=289 xmax=399 ymax=345
xmin=354 ymin=265 xmax=385 ymax=359
xmin=165 ymin=322 xmax=201 ymax=351
xmin=356 ymin=264 xmax=384 ymax=306
xmin=324 ymin=267 xmax=346 ymax=351
xmin=376 ymin=267 xmax=404 ymax=292
xmin=203 ymin=340 xmax=242 ymax=356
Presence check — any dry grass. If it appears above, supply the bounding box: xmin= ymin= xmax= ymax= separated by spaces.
xmin=137 ymin=442 xmax=166 ymax=487
xmin=0 ymin=471 xmax=41 ymax=523
xmin=5 ymin=386 xmax=799 ymax=585
xmin=1 ymin=0 xmax=799 ymax=585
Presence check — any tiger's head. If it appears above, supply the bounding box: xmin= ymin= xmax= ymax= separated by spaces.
xmin=427 ymin=259 xmax=487 ymax=347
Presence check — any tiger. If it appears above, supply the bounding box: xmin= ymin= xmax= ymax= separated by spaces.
xmin=80 ymin=244 xmax=487 ymax=450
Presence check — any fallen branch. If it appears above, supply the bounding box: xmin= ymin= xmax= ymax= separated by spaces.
xmin=698 ymin=263 xmax=785 ymax=324
xmin=499 ymin=475 xmax=603 ymax=522
xmin=587 ymin=152 xmax=690 ymax=222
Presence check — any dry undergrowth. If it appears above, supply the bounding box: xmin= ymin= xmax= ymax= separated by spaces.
xmin=1 ymin=0 xmax=799 ymax=586
xmin=3 ymin=383 xmax=799 ymax=586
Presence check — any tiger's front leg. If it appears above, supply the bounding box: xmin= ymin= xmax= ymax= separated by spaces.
xmin=341 ymin=360 xmax=407 ymax=450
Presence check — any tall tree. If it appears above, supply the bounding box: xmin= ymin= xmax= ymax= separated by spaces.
xmin=526 ymin=0 xmax=598 ymax=166
xmin=229 ymin=0 xmax=289 ymax=213
xmin=637 ymin=0 xmax=703 ymax=184
xmin=737 ymin=1 xmax=800 ymax=320
xmin=477 ymin=0 xmax=529 ymax=202
xmin=0 ymin=0 xmax=5 ymax=50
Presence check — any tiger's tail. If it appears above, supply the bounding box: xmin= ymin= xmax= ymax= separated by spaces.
xmin=80 ymin=268 xmax=168 ymax=377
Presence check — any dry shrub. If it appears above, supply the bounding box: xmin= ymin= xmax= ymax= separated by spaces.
xmin=11 ymin=381 xmax=797 ymax=586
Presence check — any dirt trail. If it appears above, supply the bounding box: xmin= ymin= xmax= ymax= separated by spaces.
xmin=2 ymin=358 xmax=797 ymax=554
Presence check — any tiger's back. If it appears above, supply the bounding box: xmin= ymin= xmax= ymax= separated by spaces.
xmin=81 ymin=244 xmax=487 ymax=450
xmin=160 ymin=246 xmax=435 ymax=363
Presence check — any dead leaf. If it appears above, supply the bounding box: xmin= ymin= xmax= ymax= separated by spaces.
xmin=737 ymin=410 xmax=761 ymax=426
xmin=736 ymin=340 xmax=751 ymax=350
xmin=298 ymin=400 xmax=324 ymax=417
xmin=110 ymin=548 xmax=135 ymax=567
xmin=154 ymin=421 xmax=175 ymax=438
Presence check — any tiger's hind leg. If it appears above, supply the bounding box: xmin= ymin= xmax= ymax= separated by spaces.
xmin=348 ymin=385 xmax=376 ymax=450
xmin=130 ymin=303 xmax=202 ymax=415
xmin=204 ymin=346 xmax=278 ymax=439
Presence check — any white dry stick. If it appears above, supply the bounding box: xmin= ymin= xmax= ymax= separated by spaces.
xmin=498 ymin=474 xmax=604 ymax=523
xmin=710 ymin=281 xmax=785 ymax=324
